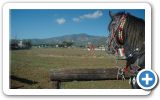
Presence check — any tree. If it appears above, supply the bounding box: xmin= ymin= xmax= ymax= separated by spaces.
xmin=62 ymin=41 xmax=73 ymax=48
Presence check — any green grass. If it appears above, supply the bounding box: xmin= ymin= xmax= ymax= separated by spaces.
xmin=61 ymin=80 xmax=130 ymax=89
xmin=10 ymin=48 xmax=130 ymax=89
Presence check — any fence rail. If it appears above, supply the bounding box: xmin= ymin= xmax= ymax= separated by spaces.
xmin=50 ymin=68 xmax=130 ymax=89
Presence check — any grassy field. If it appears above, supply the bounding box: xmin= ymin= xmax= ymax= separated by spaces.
xmin=10 ymin=48 xmax=131 ymax=89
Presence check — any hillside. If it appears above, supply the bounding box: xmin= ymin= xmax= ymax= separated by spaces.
xmin=22 ymin=33 xmax=106 ymax=47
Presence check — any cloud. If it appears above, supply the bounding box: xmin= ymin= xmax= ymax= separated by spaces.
xmin=73 ymin=10 xmax=103 ymax=22
xmin=56 ymin=18 xmax=66 ymax=25
xmin=80 ymin=10 xmax=103 ymax=19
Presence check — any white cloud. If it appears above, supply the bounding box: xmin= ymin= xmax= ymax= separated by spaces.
xmin=56 ymin=18 xmax=66 ymax=25
xmin=80 ymin=10 xmax=103 ymax=19
xmin=73 ymin=10 xmax=103 ymax=23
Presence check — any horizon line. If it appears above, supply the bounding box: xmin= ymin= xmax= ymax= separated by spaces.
xmin=10 ymin=33 xmax=108 ymax=40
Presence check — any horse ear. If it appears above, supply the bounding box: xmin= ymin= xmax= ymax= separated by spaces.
xmin=109 ymin=10 xmax=114 ymax=18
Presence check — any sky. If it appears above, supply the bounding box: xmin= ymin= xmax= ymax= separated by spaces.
xmin=10 ymin=9 xmax=145 ymax=39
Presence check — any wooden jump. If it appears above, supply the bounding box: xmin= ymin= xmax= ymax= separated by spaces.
xmin=50 ymin=68 xmax=130 ymax=89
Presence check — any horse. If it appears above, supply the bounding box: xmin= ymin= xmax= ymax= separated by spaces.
xmin=107 ymin=11 xmax=145 ymax=89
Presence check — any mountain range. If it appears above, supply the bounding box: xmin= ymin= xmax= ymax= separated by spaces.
xmin=29 ymin=33 xmax=107 ymax=47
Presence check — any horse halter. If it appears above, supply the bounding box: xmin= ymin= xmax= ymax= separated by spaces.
xmin=108 ymin=14 xmax=127 ymax=56
xmin=112 ymin=14 xmax=127 ymax=46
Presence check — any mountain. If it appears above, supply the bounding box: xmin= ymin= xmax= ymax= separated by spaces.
xmin=30 ymin=33 xmax=106 ymax=47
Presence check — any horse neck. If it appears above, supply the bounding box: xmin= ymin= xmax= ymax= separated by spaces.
xmin=123 ymin=15 xmax=145 ymax=50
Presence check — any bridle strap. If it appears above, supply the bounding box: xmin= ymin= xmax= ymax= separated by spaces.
xmin=110 ymin=14 xmax=127 ymax=47
xmin=116 ymin=14 xmax=127 ymax=43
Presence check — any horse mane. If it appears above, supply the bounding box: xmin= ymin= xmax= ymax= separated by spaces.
xmin=122 ymin=13 xmax=145 ymax=67
xmin=124 ymin=13 xmax=145 ymax=52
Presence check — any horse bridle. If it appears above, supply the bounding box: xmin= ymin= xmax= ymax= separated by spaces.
xmin=108 ymin=14 xmax=127 ymax=55
xmin=112 ymin=14 xmax=127 ymax=45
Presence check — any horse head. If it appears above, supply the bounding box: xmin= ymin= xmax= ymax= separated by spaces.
xmin=106 ymin=11 xmax=127 ymax=58
xmin=108 ymin=11 xmax=127 ymax=45
xmin=107 ymin=10 xmax=145 ymax=71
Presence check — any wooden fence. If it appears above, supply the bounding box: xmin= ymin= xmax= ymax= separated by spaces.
xmin=50 ymin=68 xmax=130 ymax=89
